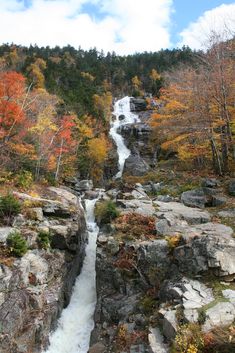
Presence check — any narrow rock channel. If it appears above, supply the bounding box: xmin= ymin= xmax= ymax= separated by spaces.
xmin=44 ymin=197 xmax=100 ymax=353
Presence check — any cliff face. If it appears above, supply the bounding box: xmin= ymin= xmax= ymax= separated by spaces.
xmin=90 ymin=182 xmax=235 ymax=353
xmin=0 ymin=187 xmax=87 ymax=353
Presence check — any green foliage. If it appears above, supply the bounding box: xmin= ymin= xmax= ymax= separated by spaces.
xmin=15 ymin=170 xmax=33 ymax=189
xmin=37 ymin=230 xmax=51 ymax=250
xmin=7 ymin=231 xmax=28 ymax=257
xmin=95 ymin=200 xmax=119 ymax=224
xmin=0 ymin=193 xmax=21 ymax=224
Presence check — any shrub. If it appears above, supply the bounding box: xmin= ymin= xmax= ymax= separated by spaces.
xmin=171 ymin=323 xmax=204 ymax=353
xmin=0 ymin=193 xmax=21 ymax=224
xmin=115 ymin=213 xmax=156 ymax=240
xmin=95 ymin=200 xmax=119 ymax=224
xmin=37 ymin=230 xmax=51 ymax=250
xmin=15 ymin=170 xmax=33 ymax=190
xmin=7 ymin=231 xmax=28 ymax=257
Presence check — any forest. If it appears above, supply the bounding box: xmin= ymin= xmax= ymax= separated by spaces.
xmin=0 ymin=38 xmax=234 ymax=187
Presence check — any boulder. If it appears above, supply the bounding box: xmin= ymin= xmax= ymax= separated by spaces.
xmin=174 ymin=228 xmax=235 ymax=278
xmin=159 ymin=278 xmax=214 ymax=310
xmin=161 ymin=309 xmax=177 ymax=340
xmin=27 ymin=207 xmax=44 ymax=221
xmin=218 ymin=209 xmax=235 ymax=218
xmin=124 ymin=154 xmax=150 ymax=176
xmin=222 ymin=289 xmax=235 ymax=303
xmin=203 ymin=302 xmax=235 ymax=332
xmin=43 ymin=204 xmax=71 ymax=218
xmin=48 ymin=187 xmax=78 ymax=206
xmin=181 ymin=188 xmax=206 ymax=208
xmin=137 ymin=240 xmax=170 ymax=285
xmin=228 ymin=179 xmax=235 ymax=196
xmin=89 ymin=343 xmax=106 ymax=353
xmin=130 ymin=98 xmax=147 ymax=111
xmin=148 ymin=327 xmax=169 ymax=353
xmin=0 ymin=227 xmax=15 ymax=244
xmin=184 ymin=309 xmax=199 ymax=323
xmin=201 ymin=178 xmax=219 ymax=188
xmin=154 ymin=201 xmax=211 ymax=225
xmin=117 ymin=199 xmax=155 ymax=216
xmin=118 ymin=114 xmax=125 ymax=120
xmin=74 ymin=179 xmax=93 ymax=192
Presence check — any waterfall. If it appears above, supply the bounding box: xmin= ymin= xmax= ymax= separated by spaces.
xmin=43 ymin=197 xmax=100 ymax=353
xmin=110 ymin=96 xmax=139 ymax=178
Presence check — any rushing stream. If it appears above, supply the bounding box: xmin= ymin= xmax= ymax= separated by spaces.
xmin=110 ymin=96 xmax=139 ymax=178
xmin=44 ymin=97 xmax=136 ymax=353
xmin=44 ymin=197 xmax=100 ymax=353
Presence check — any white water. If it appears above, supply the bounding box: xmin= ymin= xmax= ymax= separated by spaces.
xmin=44 ymin=197 xmax=100 ymax=353
xmin=110 ymin=96 xmax=139 ymax=178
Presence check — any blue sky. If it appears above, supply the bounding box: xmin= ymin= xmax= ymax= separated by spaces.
xmin=0 ymin=0 xmax=235 ymax=54
xmin=172 ymin=0 xmax=235 ymax=43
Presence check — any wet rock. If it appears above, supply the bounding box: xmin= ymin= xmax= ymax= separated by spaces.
xmin=0 ymin=187 xmax=87 ymax=353
xmin=124 ymin=154 xmax=150 ymax=176
xmin=119 ymin=114 xmax=126 ymax=120
xmin=130 ymin=98 xmax=147 ymax=111
xmin=203 ymin=302 xmax=235 ymax=332
xmin=84 ymin=190 xmax=100 ymax=200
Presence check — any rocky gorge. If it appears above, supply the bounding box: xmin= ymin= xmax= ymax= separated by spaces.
xmin=0 ymin=97 xmax=235 ymax=353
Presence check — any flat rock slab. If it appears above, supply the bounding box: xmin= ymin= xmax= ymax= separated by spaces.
xmin=218 ymin=209 xmax=235 ymax=218
xmin=154 ymin=201 xmax=211 ymax=225
xmin=117 ymin=199 xmax=155 ymax=216
xmin=203 ymin=302 xmax=235 ymax=332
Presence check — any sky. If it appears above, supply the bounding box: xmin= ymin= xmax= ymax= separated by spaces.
xmin=0 ymin=0 xmax=234 ymax=54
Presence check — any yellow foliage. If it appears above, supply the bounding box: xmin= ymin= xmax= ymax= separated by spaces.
xmin=132 ymin=75 xmax=141 ymax=89
xmin=93 ymin=92 xmax=112 ymax=121
xmin=27 ymin=58 xmax=47 ymax=88
xmin=88 ymin=135 xmax=108 ymax=165
xmin=150 ymin=69 xmax=161 ymax=81
xmin=81 ymin=71 xmax=95 ymax=81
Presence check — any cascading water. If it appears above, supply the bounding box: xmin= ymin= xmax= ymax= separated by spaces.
xmin=43 ymin=197 xmax=100 ymax=353
xmin=110 ymin=96 xmax=139 ymax=178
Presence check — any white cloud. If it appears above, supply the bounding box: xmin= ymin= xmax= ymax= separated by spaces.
xmin=0 ymin=0 xmax=173 ymax=54
xmin=178 ymin=3 xmax=235 ymax=50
